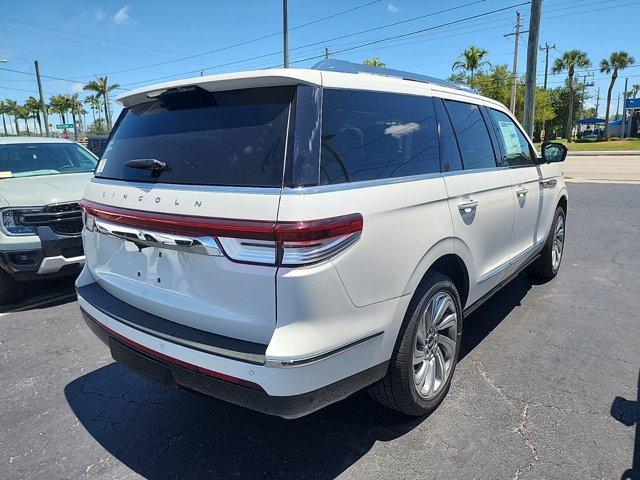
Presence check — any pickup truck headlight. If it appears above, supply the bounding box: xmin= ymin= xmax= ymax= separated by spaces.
xmin=1 ymin=209 xmax=39 ymax=236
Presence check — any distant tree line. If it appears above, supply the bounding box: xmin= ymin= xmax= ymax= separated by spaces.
xmin=0 ymin=76 xmax=119 ymax=138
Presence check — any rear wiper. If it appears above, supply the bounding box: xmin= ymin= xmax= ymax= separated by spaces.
xmin=123 ymin=158 xmax=166 ymax=171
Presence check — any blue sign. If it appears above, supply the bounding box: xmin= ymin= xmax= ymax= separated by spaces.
xmin=625 ymin=98 xmax=640 ymax=109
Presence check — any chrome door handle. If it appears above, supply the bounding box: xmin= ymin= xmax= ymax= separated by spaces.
xmin=458 ymin=199 xmax=479 ymax=212
xmin=515 ymin=186 xmax=529 ymax=197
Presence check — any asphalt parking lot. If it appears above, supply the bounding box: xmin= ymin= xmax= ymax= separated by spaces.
xmin=0 ymin=183 xmax=638 ymax=480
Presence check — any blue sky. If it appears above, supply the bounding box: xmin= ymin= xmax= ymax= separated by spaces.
xmin=1 ymin=0 xmax=639 ymax=127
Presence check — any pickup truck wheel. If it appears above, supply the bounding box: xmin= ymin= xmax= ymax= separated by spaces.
xmin=369 ymin=272 xmax=462 ymax=416
xmin=526 ymin=207 xmax=565 ymax=279
xmin=0 ymin=270 xmax=24 ymax=305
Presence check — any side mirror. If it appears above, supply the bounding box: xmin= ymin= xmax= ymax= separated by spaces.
xmin=541 ymin=142 xmax=567 ymax=163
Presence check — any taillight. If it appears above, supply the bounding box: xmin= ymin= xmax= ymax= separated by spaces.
xmin=79 ymin=200 xmax=362 ymax=267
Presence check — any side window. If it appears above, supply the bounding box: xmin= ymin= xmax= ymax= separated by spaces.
xmin=320 ymin=89 xmax=439 ymax=185
xmin=434 ymin=98 xmax=463 ymax=172
xmin=488 ymin=109 xmax=534 ymax=167
xmin=444 ymin=100 xmax=497 ymax=170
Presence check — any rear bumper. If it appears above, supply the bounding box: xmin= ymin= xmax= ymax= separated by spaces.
xmin=82 ymin=308 xmax=387 ymax=418
xmin=77 ymin=281 xmax=390 ymax=418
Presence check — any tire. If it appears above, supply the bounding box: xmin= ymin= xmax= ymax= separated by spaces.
xmin=0 ymin=269 xmax=24 ymax=305
xmin=526 ymin=206 xmax=566 ymax=279
xmin=369 ymin=272 xmax=462 ymax=416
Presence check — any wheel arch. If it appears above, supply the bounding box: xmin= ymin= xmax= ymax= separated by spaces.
xmin=402 ymin=238 xmax=472 ymax=310
xmin=557 ymin=193 xmax=568 ymax=216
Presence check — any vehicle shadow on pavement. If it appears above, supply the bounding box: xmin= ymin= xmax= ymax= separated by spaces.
xmin=64 ymin=272 xmax=540 ymax=479
xmin=611 ymin=368 xmax=640 ymax=480
xmin=0 ymin=276 xmax=76 ymax=314
xmin=460 ymin=272 xmax=542 ymax=360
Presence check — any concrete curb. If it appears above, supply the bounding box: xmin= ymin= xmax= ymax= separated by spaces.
xmin=567 ymin=150 xmax=639 ymax=156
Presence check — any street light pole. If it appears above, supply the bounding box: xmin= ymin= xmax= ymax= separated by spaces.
xmin=283 ymin=0 xmax=289 ymax=68
xmin=523 ymin=0 xmax=543 ymax=136
xmin=34 ymin=60 xmax=50 ymax=137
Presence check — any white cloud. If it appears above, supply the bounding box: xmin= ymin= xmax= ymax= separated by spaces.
xmin=71 ymin=82 xmax=85 ymax=93
xmin=387 ymin=3 xmax=398 ymax=13
xmin=94 ymin=8 xmax=105 ymax=21
xmin=113 ymin=5 xmax=132 ymax=25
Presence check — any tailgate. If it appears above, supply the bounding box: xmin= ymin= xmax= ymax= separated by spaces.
xmin=82 ymin=180 xmax=280 ymax=345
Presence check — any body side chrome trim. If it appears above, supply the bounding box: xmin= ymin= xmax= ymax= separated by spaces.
xmin=476 ymin=239 xmax=545 ymax=284
xmin=265 ymin=331 xmax=384 ymax=367
xmin=282 ymin=172 xmax=444 ymax=195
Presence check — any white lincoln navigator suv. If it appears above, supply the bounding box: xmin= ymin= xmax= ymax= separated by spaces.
xmin=77 ymin=60 xmax=568 ymax=418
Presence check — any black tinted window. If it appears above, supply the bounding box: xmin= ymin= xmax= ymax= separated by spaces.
xmin=98 ymin=86 xmax=292 ymax=187
xmin=444 ymin=100 xmax=496 ymax=170
xmin=434 ymin=99 xmax=463 ymax=172
xmin=320 ymin=89 xmax=439 ymax=185
xmin=487 ymin=109 xmax=533 ymax=166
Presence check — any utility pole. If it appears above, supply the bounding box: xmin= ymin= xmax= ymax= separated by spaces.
xmin=616 ymin=92 xmax=621 ymax=117
xmin=523 ymin=0 xmax=542 ymax=136
xmin=622 ymin=77 xmax=628 ymax=138
xmin=34 ymin=60 xmax=50 ymax=137
xmin=504 ymin=11 xmax=522 ymax=114
xmin=539 ymin=42 xmax=554 ymax=141
xmin=324 ymin=47 xmax=330 ymax=59
xmin=539 ymin=42 xmax=554 ymax=90
xmin=283 ymin=0 xmax=289 ymax=68
xmin=595 ymin=87 xmax=600 ymax=116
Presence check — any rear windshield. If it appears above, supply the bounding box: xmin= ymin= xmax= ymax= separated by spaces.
xmin=97 ymin=86 xmax=293 ymax=187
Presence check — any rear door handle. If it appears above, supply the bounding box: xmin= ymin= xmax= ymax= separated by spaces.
xmin=458 ymin=199 xmax=479 ymax=212
xmin=515 ymin=186 xmax=529 ymax=197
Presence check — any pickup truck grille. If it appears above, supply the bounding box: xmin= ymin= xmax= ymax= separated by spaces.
xmin=18 ymin=202 xmax=83 ymax=236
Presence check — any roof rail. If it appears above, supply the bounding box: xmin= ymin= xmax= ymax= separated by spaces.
xmin=311 ymin=59 xmax=472 ymax=92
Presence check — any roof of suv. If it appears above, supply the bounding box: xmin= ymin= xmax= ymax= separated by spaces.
xmin=117 ymin=60 xmax=506 ymax=112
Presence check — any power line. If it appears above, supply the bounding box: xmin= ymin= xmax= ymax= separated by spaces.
xmin=64 ymin=0 xmax=385 ymax=79
xmin=0 ymin=16 xmax=190 ymax=57
xmin=121 ymin=0 xmax=526 ymax=88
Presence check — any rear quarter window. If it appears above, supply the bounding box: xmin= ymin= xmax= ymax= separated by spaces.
xmin=320 ymin=89 xmax=440 ymax=185
xmin=97 ymin=86 xmax=293 ymax=188
xmin=444 ymin=100 xmax=497 ymax=170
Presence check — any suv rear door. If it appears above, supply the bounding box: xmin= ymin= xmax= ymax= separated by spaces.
xmin=437 ymin=98 xmax=515 ymax=305
xmin=82 ymin=85 xmax=294 ymax=345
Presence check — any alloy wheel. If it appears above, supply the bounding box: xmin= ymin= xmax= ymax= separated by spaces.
xmin=413 ymin=291 xmax=458 ymax=400
xmin=551 ymin=214 xmax=565 ymax=271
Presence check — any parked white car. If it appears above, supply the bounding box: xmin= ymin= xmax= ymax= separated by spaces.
xmin=0 ymin=137 xmax=97 ymax=304
xmin=77 ymin=60 xmax=568 ymax=418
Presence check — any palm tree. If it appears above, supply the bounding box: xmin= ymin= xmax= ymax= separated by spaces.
xmin=66 ymin=94 xmax=82 ymax=138
xmin=49 ymin=95 xmax=69 ymax=124
xmin=452 ymin=45 xmax=490 ymax=79
xmin=631 ymin=84 xmax=640 ymax=98
xmin=83 ymin=76 xmax=119 ymax=128
xmin=0 ymin=100 xmax=9 ymax=136
xmin=552 ymin=49 xmax=591 ymax=140
xmin=24 ymin=97 xmax=43 ymax=134
xmin=15 ymin=105 xmax=31 ymax=135
xmin=5 ymin=99 xmax=20 ymax=135
xmin=363 ymin=57 xmax=386 ymax=68
xmin=600 ymin=51 xmax=636 ymax=139
xmin=85 ymin=94 xmax=103 ymax=124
